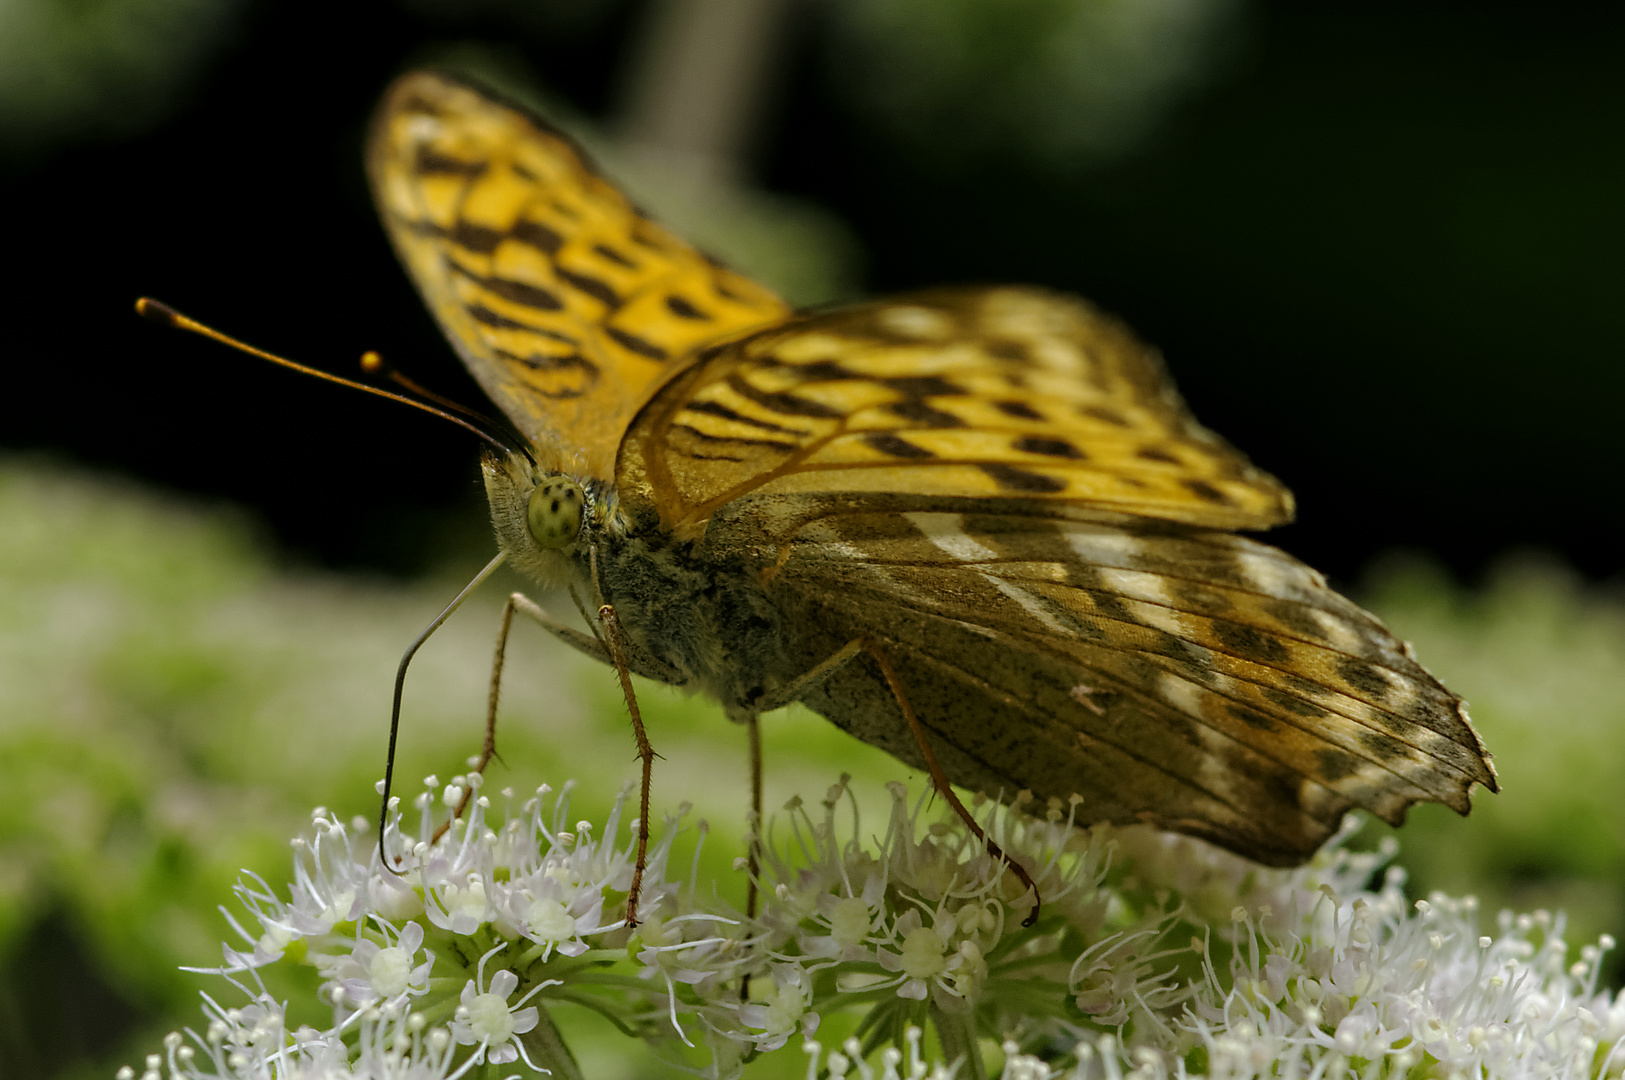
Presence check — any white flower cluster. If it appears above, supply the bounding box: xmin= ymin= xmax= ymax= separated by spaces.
xmin=123 ymin=772 xmax=1625 ymax=1080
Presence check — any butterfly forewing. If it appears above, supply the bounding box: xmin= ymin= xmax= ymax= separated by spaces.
xmin=367 ymin=71 xmax=789 ymax=476
xmin=714 ymin=502 xmax=1494 ymax=864
xmin=617 ymin=287 xmax=1295 ymax=533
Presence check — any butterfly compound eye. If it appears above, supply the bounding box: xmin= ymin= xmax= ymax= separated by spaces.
xmin=525 ymin=477 xmax=585 ymax=549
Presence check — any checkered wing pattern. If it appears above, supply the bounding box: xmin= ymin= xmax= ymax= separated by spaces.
xmin=368 ymin=71 xmax=788 ymax=477
xmin=737 ymin=503 xmax=1496 ymax=865
xmin=617 ymin=287 xmax=1294 ymax=534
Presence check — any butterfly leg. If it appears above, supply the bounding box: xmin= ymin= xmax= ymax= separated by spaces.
xmin=865 ymin=643 xmax=1042 ymax=927
xmin=439 ymin=592 xmax=682 ymax=849
xmin=740 ymin=638 xmax=867 ymax=716
xmin=737 ymin=713 xmax=765 ymax=1003
xmin=594 ymin=600 xmax=658 ymax=929
xmin=435 ymin=594 xmax=528 ymax=841
xmin=745 ymin=713 xmax=763 ymax=919
xmin=738 ymin=640 xmax=865 ymax=920
xmin=496 ymin=591 xmax=666 ymax=927
xmin=508 ymin=591 xmax=689 ymax=684
xmin=736 ymin=638 xmax=868 ymax=924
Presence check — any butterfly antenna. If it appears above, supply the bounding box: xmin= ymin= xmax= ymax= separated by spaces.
xmin=359 ymin=350 xmax=530 ymax=461
xmin=134 ymin=298 xmax=519 ymax=458
xmin=376 ymin=550 xmax=508 ymax=874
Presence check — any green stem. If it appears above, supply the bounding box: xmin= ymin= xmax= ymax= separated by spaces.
xmin=518 ymin=1003 xmax=584 ymax=1080
xmin=930 ymin=1003 xmax=986 ymax=1080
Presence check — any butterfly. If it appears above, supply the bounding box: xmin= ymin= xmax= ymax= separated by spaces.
xmin=365 ymin=70 xmax=1495 ymax=902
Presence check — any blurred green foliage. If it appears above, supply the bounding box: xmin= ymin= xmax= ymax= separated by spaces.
xmin=0 ymin=459 xmax=903 ymax=1079
xmin=1358 ymin=553 xmax=1625 ymax=969
xmin=420 ymin=42 xmax=865 ymax=309
xmin=823 ymin=0 xmax=1241 ymax=170
xmin=5 ymin=460 xmax=1624 ymax=1076
xmin=0 ymin=0 xmax=243 ymax=162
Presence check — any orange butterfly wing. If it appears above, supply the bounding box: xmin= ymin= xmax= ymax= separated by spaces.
xmin=367 ymin=71 xmax=789 ymax=478
xmin=616 ymin=287 xmax=1294 ymax=535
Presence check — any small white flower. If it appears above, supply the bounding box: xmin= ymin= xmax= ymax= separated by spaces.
xmin=449 ymin=944 xmax=549 ymax=1070
xmin=138 ymin=772 xmax=1625 ymax=1080
xmin=321 ymin=919 xmax=434 ymax=1011
xmin=734 ymin=964 xmax=819 ymax=1052
xmin=878 ymin=920 xmax=949 ymax=1000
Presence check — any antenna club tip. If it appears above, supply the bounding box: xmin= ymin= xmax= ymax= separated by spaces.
xmin=135 ymin=297 xmax=181 ymax=325
xmin=360 ymin=350 xmax=386 ymax=374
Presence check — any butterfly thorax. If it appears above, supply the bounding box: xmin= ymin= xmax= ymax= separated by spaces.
xmin=483 ymin=450 xmax=794 ymax=717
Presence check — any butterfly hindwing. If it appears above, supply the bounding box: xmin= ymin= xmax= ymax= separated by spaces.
xmin=709 ymin=499 xmax=1494 ymax=865
xmin=367 ymin=71 xmax=788 ymax=477
xmin=617 ymin=287 xmax=1295 ymax=534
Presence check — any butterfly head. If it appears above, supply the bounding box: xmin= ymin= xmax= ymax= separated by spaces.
xmin=482 ymin=450 xmax=606 ymax=586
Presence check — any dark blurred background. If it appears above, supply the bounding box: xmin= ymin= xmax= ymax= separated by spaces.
xmin=2 ymin=5 xmax=1624 ymax=1076
xmin=3 ymin=0 xmax=1622 ymax=586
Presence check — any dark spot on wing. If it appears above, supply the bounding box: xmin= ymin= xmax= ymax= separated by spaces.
xmin=1337 ymin=656 xmax=1392 ymax=699
xmin=1170 ymin=581 xmax=1234 ymax=615
xmin=1080 ymin=405 xmax=1129 ymax=427
xmin=885 ymin=375 xmax=965 ymax=398
xmin=793 ymin=360 xmax=858 ymax=382
xmin=1226 ymin=703 xmax=1279 ymax=731
xmin=666 ymin=296 xmax=710 ymax=320
xmin=605 ymin=326 xmax=667 ymax=361
xmin=890 ymin=399 xmax=966 ymax=427
xmin=1359 ymin=730 xmax=1411 ymax=763
xmin=1282 ymin=673 xmax=1327 ymax=701
xmin=685 ymin=400 xmax=806 ymax=435
xmin=1261 ymin=687 xmax=1322 ymax=718
xmin=1264 ymin=601 xmax=1331 ymax=642
xmin=1315 ymin=748 xmax=1359 ymax=781
xmin=865 ymin=433 xmax=934 ymax=459
xmin=511 ymin=162 xmax=537 ymax=182
xmin=1137 ymin=446 xmax=1180 ymax=464
xmin=880 ymin=375 xmax=964 ymax=427
xmin=447 ymin=258 xmax=564 ymax=311
xmin=994 ymin=399 xmax=1043 ymax=420
xmin=671 ymin=424 xmax=797 ymax=453
xmin=593 ymin=243 xmax=637 ymax=268
xmin=1081 ymin=586 xmax=1130 ymax=620
xmin=1014 ymin=436 xmax=1085 ymax=459
xmin=491 ymin=348 xmax=596 ymax=397
xmin=1146 ymin=630 xmax=1206 ymax=669
xmin=556 ymin=268 xmax=619 ymax=308
xmin=400 ymin=94 xmax=444 ymax=117
xmin=414 ymin=148 xmax=485 ymax=177
xmin=1211 ymin=621 xmax=1292 ymax=664
xmin=726 ymin=374 xmax=843 ymax=418
xmin=985 ymin=340 xmax=1026 ymax=361
xmin=979 ymin=463 xmax=1066 ymax=493
xmin=449 ymin=221 xmax=504 ymax=254
xmin=467 ymin=304 xmax=542 ymax=331
xmin=512 ymin=220 xmax=563 ymax=255
xmin=1183 ymin=479 xmax=1231 ymax=505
